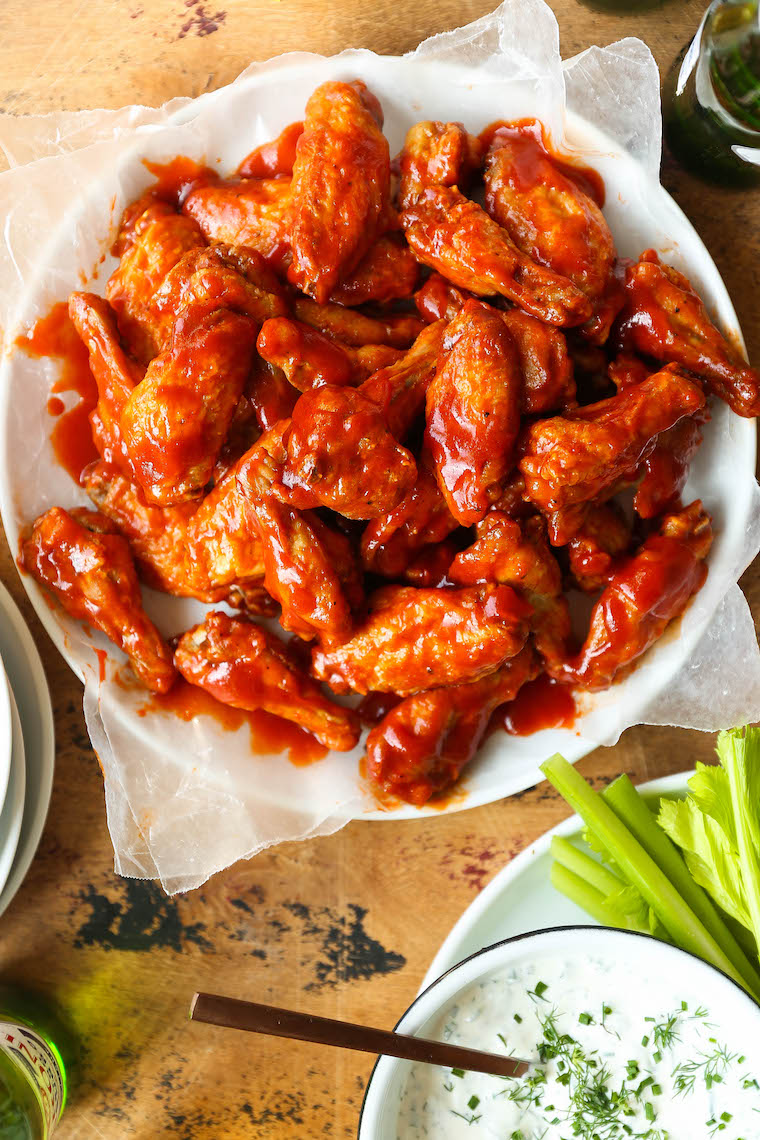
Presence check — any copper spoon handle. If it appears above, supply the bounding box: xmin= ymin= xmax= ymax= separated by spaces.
xmin=190 ymin=992 xmax=529 ymax=1080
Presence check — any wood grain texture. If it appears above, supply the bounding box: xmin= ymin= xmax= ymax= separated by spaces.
xmin=0 ymin=1 xmax=758 ymax=1136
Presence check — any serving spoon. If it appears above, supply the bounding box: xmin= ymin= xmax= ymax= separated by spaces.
xmin=190 ymin=992 xmax=530 ymax=1079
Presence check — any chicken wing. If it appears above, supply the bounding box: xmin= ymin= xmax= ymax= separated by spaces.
xmin=22 ymin=507 xmax=176 ymax=693
xmin=448 ymin=512 xmax=570 ymax=672
xmin=360 ymin=319 xmax=446 ymax=439
xmin=281 ymin=386 xmax=417 ymax=519
xmin=414 ymin=272 xmax=475 ymax=323
xmin=288 ymin=80 xmax=391 ymax=302
xmin=106 ymin=199 xmax=205 ymax=363
xmin=360 ymin=461 xmax=459 ymax=578
xmin=519 ymin=365 xmax=706 ymax=514
xmin=236 ymin=425 xmax=354 ymax=643
xmin=615 ymin=250 xmax=760 ymax=418
xmin=312 ymin=583 xmax=532 ymax=695
xmin=426 ymin=300 xmax=521 ymax=525
xmin=68 ymin=292 xmax=142 ymax=474
xmin=257 ymin=317 xmax=355 ymax=391
xmin=634 ymin=411 xmax=707 ymax=520
xmin=84 ymin=460 xmax=268 ymax=605
xmin=398 ymin=120 xmax=483 ymax=211
xmin=566 ymin=502 xmax=632 ymax=593
xmin=182 ymin=177 xmax=292 ymax=271
xmin=329 ymin=235 xmax=420 ymax=306
xmin=366 ymin=644 xmax=537 ymax=805
xmin=554 ymin=501 xmax=712 ymax=690
xmin=291 ymin=295 xmax=424 ymax=349
xmin=501 ymin=308 xmax=576 ymax=413
xmin=248 ymin=358 xmax=299 ymax=431
xmin=150 ymin=245 xmax=287 ymax=332
xmin=174 ymin=612 xmax=360 ymax=751
xmin=483 ymin=122 xmax=616 ymax=305
xmin=122 ymin=307 xmax=257 ymax=505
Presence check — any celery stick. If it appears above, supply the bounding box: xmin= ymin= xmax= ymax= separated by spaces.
xmin=541 ymin=753 xmax=759 ymax=999
xmin=551 ymin=836 xmax=626 ymax=897
xmin=602 ymin=773 xmax=760 ymax=997
xmin=722 ymin=728 xmax=760 ymax=958
xmin=550 ymin=863 xmax=650 ymax=934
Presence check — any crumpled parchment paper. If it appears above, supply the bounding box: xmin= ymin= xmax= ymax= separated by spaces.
xmin=1 ymin=0 xmax=759 ymax=895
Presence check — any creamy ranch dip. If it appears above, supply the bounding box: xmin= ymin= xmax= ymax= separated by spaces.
xmin=396 ymin=951 xmax=760 ymax=1139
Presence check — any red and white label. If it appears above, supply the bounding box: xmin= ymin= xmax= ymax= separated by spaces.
xmin=0 ymin=1020 xmax=64 ymax=1135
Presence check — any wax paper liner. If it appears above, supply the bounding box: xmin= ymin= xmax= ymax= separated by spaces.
xmin=0 ymin=0 xmax=758 ymax=894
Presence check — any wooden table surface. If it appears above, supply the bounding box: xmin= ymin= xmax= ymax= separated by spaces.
xmin=0 ymin=0 xmax=758 ymax=1136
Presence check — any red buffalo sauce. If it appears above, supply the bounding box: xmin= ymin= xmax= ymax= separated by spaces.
xmin=15 ymin=301 xmax=99 ymax=484
xmin=138 ymin=678 xmax=327 ymax=767
xmin=237 ymin=121 xmax=304 ymax=179
xmin=494 ymin=673 xmax=576 ymax=736
xmin=142 ymin=155 xmax=219 ymax=208
xmin=479 ymin=118 xmax=606 ymax=208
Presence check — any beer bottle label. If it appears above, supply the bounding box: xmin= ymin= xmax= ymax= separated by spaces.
xmin=0 ymin=1019 xmax=64 ymax=1135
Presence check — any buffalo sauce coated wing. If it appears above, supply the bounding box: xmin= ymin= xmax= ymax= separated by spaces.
xmin=366 ymin=644 xmax=538 ymax=806
xmin=175 ymin=612 xmax=360 ymax=751
xmin=106 ymin=199 xmax=205 ymax=363
xmin=182 ymin=177 xmax=292 ymax=269
xmin=122 ymin=307 xmax=257 ymax=505
xmin=281 ymin=386 xmax=417 ymax=519
xmin=235 ymin=425 xmax=355 ymax=644
xmin=425 ymin=300 xmax=521 ymax=525
xmin=483 ymin=123 xmax=619 ymax=339
xmin=554 ymin=501 xmax=712 ymax=690
xmin=616 ymin=250 xmax=760 ymax=417
xmin=23 ymin=507 xmax=176 ymax=693
xmin=312 ymin=583 xmax=532 ymax=696
xmin=520 ymin=366 xmax=706 ymax=514
xmin=360 ymin=320 xmax=446 ymax=440
xmin=360 ymin=460 xmax=459 ymax=578
xmin=288 ymin=80 xmax=391 ymax=303
xmin=68 ymin=292 xmax=142 ymax=474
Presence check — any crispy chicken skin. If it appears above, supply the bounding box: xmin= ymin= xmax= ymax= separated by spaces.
xmin=360 ymin=460 xmax=458 ymax=578
xmin=281 ymin=387 xmax=417 ymax=519
xmin=566 ymin=502 xmax=632 ymax=593
xmin=151 ymin=245 xmax=287 ymax=329
xmin=366 ymin=644 xmax=538 ymax=806
xmin=483 ymin=123 xmax=616 ymax=303
xmin=68 ymin=291 xmax=142 ymax=474
xmin=235 ymin=425 xmax=355 ymax=644
xmin=291 ymin=295 xmax=424 ymax=349
xmin=359 ymin=320 xmax=446 ymax=439
xmin=122 ymin=308 xmax=257 ymax=505
xmin=426 ymin=300 xmax=521 ymax=525
xmin=22 ymin=507 xmax=176 ymax=693
xmin=84 ymin=461 xmax=267 ymax=604
xmin=519 ymin=365 xmax=706 ymax=514
xmin=449 ymin=512 xmax=570 ymax=673
xmin=257 ymin=318 xmax=356 ymax=391
xmin=288 ymin=80 xmax=391 ymax=303
xmin=615 ymin=250 xmax=760 ymax=417
xmin=553 ymin=501 xmax=712 ymax=690
xmin=106 ymin=199 xmax=205 ymax=363
xmin=312 ymin=583 xmax=532 ymax=696
xmin=182 ymin=177 xmax=292 ymax=268
xmin=174 ymin=612 xmax=360 ymax=751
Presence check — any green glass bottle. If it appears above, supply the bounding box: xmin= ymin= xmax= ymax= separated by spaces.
xmin=663 ymin=1 xmax=760 ymax=186
xmin=0 ymin=987 xmax=73 ymax=1139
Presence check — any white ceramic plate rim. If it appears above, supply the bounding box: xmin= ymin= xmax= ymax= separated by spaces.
xmin=0 ymin=651 xmax=12 ymax=814
xmin=358 ymin=923 xmax=760 ymax=1139
xmin=0 ymin=684 xmax=26 ymax=895
xmin=0 ymin=578 xmax=55 ymax=916
xmin=421 ymin=768 xmax=694 ymax=989
xmin=0 ymin=55 xmax=754 ymax=824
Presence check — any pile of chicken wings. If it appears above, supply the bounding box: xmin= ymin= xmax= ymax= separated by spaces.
xmin=22 ymin=79 xmax=760 ymax=806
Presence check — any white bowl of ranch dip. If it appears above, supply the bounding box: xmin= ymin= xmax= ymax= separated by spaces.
xmin=358 ymin=927 xmax=760 ymax=1140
